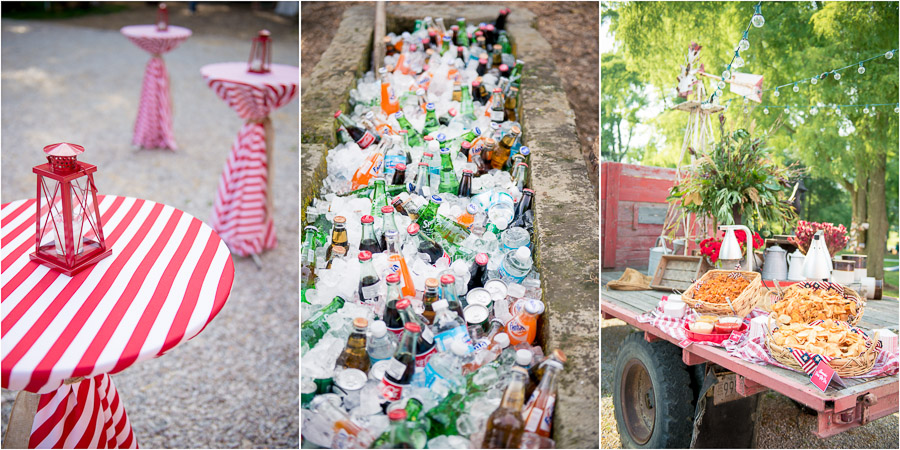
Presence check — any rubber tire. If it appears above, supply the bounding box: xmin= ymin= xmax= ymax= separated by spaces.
xmin=613 ymin=332 xmax=694 ymax=449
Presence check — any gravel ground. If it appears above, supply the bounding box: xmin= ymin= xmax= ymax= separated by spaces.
xmin=601 ymin=317 xmax=900 ymax=449
xmin=1 ymin=6 xmax=299 ymax=448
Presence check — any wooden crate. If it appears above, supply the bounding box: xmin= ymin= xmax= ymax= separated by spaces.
xmin=650 ymin=255 xmax=712 ymax=292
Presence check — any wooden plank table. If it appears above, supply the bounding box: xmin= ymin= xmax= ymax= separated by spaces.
xmin=601 ymin=270 xmax=899 ymax=438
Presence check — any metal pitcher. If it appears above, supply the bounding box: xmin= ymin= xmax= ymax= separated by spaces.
xmin=787 ymin=249 xmax=806 ymax=281
xmin=761 ymin=246 xmax=787 ymax=280
xmin=648 ymin=236 xmax=671 ymax=277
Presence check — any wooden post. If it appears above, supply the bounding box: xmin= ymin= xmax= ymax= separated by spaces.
xmin=4 ymin=391 xmax=39 ymax=448
xmin=373 ymin=1 xmax=386 ymax=79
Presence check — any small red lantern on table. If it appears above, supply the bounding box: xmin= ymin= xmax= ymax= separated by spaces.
xmin=157 ymin=3 xmax=169 ymax=32
xmin=248 ymin=29 xmax=272 ymax=73
xmin=30 ymin=143 xmax=111 ymax=276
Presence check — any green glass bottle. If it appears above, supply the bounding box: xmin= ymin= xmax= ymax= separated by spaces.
xmin=416 ymin=195 xmax=443 ymax=233
xmin=437 ymin=148 xmax=459 ymax=194
xmin=455 ymin=18 xmax=469 ymax=47
xmin=423 ymin=102 xmax=440 ymax=135
xmin=375 ymin=409 xmax=425 ymax=449
xmin=370 ymin=177 xmax=389 ymax=217
xmin=497 ymin=32 xmax=512 ymax=54
xmin=300 ymin=296 xmax=346 ymax=348
xmin=460 ymin=85 xmax=478 ymax=121
xmin=425 ymin=392 xmax=465 ymax=438
xmin=395 ymin=112 xmax=424 ymax=148
xmin=510 ymin=59 xmax=525 ymax=83
xmin=300 ymin=225 xmax=319 ymax=304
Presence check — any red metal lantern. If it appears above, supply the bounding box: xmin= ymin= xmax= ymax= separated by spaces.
xmin=157 ymin=3 xmax=169 ymax=32
xmin=247 ymin=29 xmax=272 ymax=74
xmin=31 ymin=143 xmax=111 ymax=276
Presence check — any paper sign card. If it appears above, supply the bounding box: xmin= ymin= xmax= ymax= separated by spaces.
xmin=810 ymin=361 xmax=846 ymax=392
xmin=677 ymin=338 xmax=692 ymax=349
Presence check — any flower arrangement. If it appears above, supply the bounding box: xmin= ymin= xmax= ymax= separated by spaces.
xmin=699 ymin=230 xmax=764 ymax=263
xmin=788 ymin=221 xmax=849 ymax=256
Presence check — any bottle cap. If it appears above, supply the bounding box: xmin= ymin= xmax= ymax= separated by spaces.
xmin=525 ymin=299 xmax=542 ymax=315
xmin=436 ymin=133 xmax=446 ymax=142
xmin=433 ymin=299 xmax=449 ymax=311
xmin=516 ymin=349 xmax=533 ymax=366
xmin=461 ymin=141 xmax=472 ymax=149
xmin=440 ymin=147 xmax=450 ymax=154
xmin=474 ymin=127 xmax=482 ymax=135
xmin=511 ymin=126 xmax=521 ymax=134
xmin=515 ymin=246 xmax=531 ymax=261
xmin=395 ymin=163 xmax=406 ymax=171
xmin=552 ymin=349 xmax=567 ymax=364
xmin=475 ymin=253 xmax=489 ymax=266
xmin=424 ymin=135 xmax=433 ymax=141
xmin=361 ymin=215 xmax=374 ymax=224
xmin=493 ymin=88 xmax=502 ymax=93
xmin=394 ymin=111 xmax=404 ymax=119
xmin=425 ymin=277 xmax=439 ymax=288
xmin=430 ymin=195 xmax=443 ymax=204
xmin=386 ymin=273 xmax=400 ymax=284
xmin=494 ymin=333 xmax=510 ymax=348
xmin=381 ymin=205 xmax=395 ymax=214
xmin=388 ymin=409 xmax=407 ymax=421
xmin=462 ymin=169 xmax=474 ymax=175
xmin=370 ymin=320 xmax=387 ymax=337
xmin=448 ymin=108 xmax=457 ymax=116
xmin=418 ymin=162 xmax=429 ymax=167
xmin=440 ymin=274 xmax=455 ymax=284
xmin=466 ymin=203 xmax=478 ymax=215
xmin=426 ymin=102 xmax=436 ymax=111
xmin=416 ymin=88 xmax=426 ymax=96
xmin=523 ymin=188 xmax=535 ymax=195
xmin=396 ymin=298 xmax=411 ymax=310
xmin=499 ymin=64 xmax=509 ymax=72
xmin=365 ymin=111 xmax=375 ymax=119
xmin=407 ymin=223 xmax=420 ymax=235
xmin=544 ymin=360 xmax=564 ymax=371
xmin=333 ymin=110 xmax=343 ymax=118
xmin=423 ymin=152 xmax=433 ymax=158
xmin=472 ymin=79 xmax=481 ymax=86
xmin=358 ymin=250 xmax=372 ymax=261
xmin=378 ymin=67 xmax=388 ymax=74
xmin=353 ymin=317 xmax=368 ymax=329
xmin=398 ymin=129 xmax=408 ymax=135
xmin=404 ymin=322 xmax=421 ymax=333
xmin=451 ymin=340 xmax=469 ymax=356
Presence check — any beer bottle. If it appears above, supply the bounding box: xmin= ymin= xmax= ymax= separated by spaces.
xmin=301 ymin=296 xmax=346 ymax=348
xmin=335 ymin=317 xmax=371 ymax=373
xmin=482 ymin=366 xmax=528 ymax=449
xmin=511 ymin=188 xmax=535 ymax=228
xmin=437 ymin=148 xmax=459 ymax=194
xmin=357 ymin=250 xmax=381 ymax=306
xmin=505 ymin=86 xmax=519 ymax=122
xmin=496 ymin=7 xmax=510 ymax=31
xmin=512 ymin=163 xmax=528 ymax=191
xmin=359 ymin=215 xmax=383 ymax=254
xmin=394 ymin=112 xmax=424 ymax=148
xmin=457 ymin=170 xmax=473 ymax=197
xmin=440 ymin=274 xmax=466 ymax=319
xmin=451 ymin=80 xmax=462 ymax=103
xmin=391 ymin=163 xmax=407 ymax=186
xmin=491 ymin=126 xmax=520 ymax=169
xmin=407 ymin=223 xmax=446 ymax=265
xmin=468 ymin=253 xmax=489 ymax=291
xmin=423 ymin=102 xmax=440 ymax=135
xmin=334 ymin=110 xmax=376 ymax=149
xmin=381 ymin=321 xmax=420 ymax=401
xmin=422 ymin=277 xmax=440 ymax=325
xmin=383 ymin=273 xmax=405 ymax=336
xmin=522 ymin=360 xmax=563 ymax=437
xmin=397 ymin=298 xmax=437 ymax=368
xmin=488 ymin=88 xmax=505 ymax=123
xmin=385 ymin=230 xmax=416 ymax=297
xmin=325 ymin=216 xmax=349 ymax=261
xmin=492 ymin=44 xmax=503 ymax=67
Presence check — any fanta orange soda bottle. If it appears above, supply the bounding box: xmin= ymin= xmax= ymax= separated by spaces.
xmin=380 ymin=68 xmax=400 ymax=116
xmin=350 ymin=141 xmax=385 ymax=190
xmin=385 ymin=230 xmax=416 ymax=297
xmin=506 ymin=300 xmax=542 ymax=345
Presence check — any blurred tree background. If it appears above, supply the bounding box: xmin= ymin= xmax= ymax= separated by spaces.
xmin=602 ymin=1 xmax=898 ymax=278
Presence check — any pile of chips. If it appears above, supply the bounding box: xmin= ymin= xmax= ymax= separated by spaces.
xmin=693 ymin=273 xmax=751 ymax=304
xmin=771 ymin=319 xmax=868 ymax=358
xmin=773 ymin=286 xmax=859 ymax=324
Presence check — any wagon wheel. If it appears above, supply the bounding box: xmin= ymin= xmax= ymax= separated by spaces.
xmin=614 ymin=332 xmax=694 ymax=448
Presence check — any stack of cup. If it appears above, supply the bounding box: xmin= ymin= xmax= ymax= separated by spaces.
xmin=662 ymin=294 xmax=686 ymax=319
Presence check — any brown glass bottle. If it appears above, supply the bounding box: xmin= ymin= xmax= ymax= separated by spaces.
xmin=336 ymin=317 xmax=371 ymax=373
xmin=325 ymin=216 xmax=350 ymax=261
xmin=422 ymin=278 xmax=440 ymax=325
xmin=491 ymin=126 xmax=520 ymax=170
xmin=527 ymin=349 xmax=567 ymax=399
xmin=482 ymin=366 xmax=528 ymax=448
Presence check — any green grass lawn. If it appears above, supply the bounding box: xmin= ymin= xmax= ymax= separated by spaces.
xmin=884 ymin=257 xmax=899 ymax=298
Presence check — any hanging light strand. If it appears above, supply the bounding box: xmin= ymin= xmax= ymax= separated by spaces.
xmin=760 ymin=48 xmax=898 ymax=95
xmin=707 ymin=1 xmax=764 ymax=104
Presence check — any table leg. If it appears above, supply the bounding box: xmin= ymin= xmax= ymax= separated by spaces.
xmin=17 ymin=374 xmax=137 ymax=449
xmin=132 ymin=55 xmax=177 ymax=151
xmin=4 ymin=390 xmax=39 ymax=448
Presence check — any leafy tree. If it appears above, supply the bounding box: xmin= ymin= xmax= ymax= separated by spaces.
xmin=605 ymin=0 xmax=899 ymax=278
xmin=601 ymin=52 xmax=649 ymax=162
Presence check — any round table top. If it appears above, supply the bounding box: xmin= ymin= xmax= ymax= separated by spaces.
xmin=201 ymin=62 xmax=299 ymax=121
xmin=1 ymin=196 xmax=234 ymax=394
xmin=120 ymin=24 xmax=192 ymax=40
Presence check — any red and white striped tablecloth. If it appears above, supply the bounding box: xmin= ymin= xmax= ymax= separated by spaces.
xmin=2 ymin=196 xmax=234 ymax=448
xmin=201 ymin=62 xmax=298 ymax=257
xmin=121 ymin=25 xmax=192 ymax=151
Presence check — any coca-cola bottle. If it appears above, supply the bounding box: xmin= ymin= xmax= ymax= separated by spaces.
xmin=397 ymin=298 xmax=437 ymax=368
xmin=457 ymin=169 xmax=473 ymax=197
xmin=383 ymin=273 xmax=405 ymax=336
xmin=468 ymin=253 xmax=489 ymax=291
xmin=390 ymin=163 xmax=407 ymax=186
xmin=357 ymin=250 xmax=381 ymax=306
xmin=406 ymin=223 xmax=446 ymax=265
xmin=511 ymin=188 xmax=534 ymax=229
xmin=335 ymin=110 xmax=377 ymax=149
xmin=440 ymin=274 xmax=466 ymax=319
xmin=381 ymin=321 xmax=420 ymax=401
xmin=359 ymin=215 xmax=383 ymax=254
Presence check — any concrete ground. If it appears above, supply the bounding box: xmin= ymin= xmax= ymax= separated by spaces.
xmin=1 ymin=5 xmax=299 ymax=448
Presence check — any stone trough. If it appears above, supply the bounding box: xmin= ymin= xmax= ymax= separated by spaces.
xmin=301 ymin=4 xmax=599 ymax=447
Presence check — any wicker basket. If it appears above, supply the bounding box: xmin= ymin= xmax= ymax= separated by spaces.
xmin=682 ymin=270 xmax=763 ymax=317
xmin=758 ymin=282 xmax=865 ymax=326
xmin=764 ymin=314 xmax=879 ymax=377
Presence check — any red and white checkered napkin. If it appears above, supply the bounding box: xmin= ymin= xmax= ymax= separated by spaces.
xmin=636 ymin=305 xmax=769 ymax=348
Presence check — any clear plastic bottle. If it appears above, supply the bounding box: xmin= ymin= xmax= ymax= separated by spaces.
xmin=431 ymin=299 xmax=473 ymax=352
xmin=499 ymin=246 xmax=533 ymax=282
xmin=424 ymin=339 xmax=469 ymax=390
xmin=367 ymin=320 xmax=397 ymax=364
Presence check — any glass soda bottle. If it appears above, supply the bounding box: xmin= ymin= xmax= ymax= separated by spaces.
xmin=325 ymin=216 xmax=350 ymax=262
xmin=488 ymin=88 xmax=506 ymax=123
xmin=511 ymin=162 xmax=528 ymax=190
xmin=528 ymin=349 xmax=567 ymax=399
xmin=491 ymin=126 xmax=520 ymax=170
xmin=371 ymin=176 xmax=390 ymax=217
xmin=391 ymin=163 xmax=407 ymax=186
xmin=359 ymin=215 xmax=383 ymax=254
xmin=413 ymin=162 xmax=431 ymax=197
xmin=357 ymin=250 xmax=382 ymax=306
xmin=522 ymin=360 xmax=563 ymax=437
xmin=506 ymin=299 xmax=541 ymax=346
xmin=309 ymin=395 xmax=376 ymax=449
xmin=385 ymin=230 xmax=416 ymax=298
xmin=482 ymin=366 xmax=528 ymax=449
xmin=301 ymin=296 xmax=346 ymax=348
xmin=422 ymin=277 xmax=440 ymax=324
xmin=397 ymin=298 xmax=437 ymax=368
xmin=406 ymin=223 xmax=447 ymax=265
xmin=301 ymin=225 xmax=319 ymax=292
xmin=380 ymin=67 xmax=400 ymax=116
xmin=424 ymin=392 xmax=465 ymax=438
xmin=440 ymin=274 xmax=466 ymax=319
xmin=395 ymin=112 xmax=424 ymax=148
xmin=468 ymin=253 xmax=489 ymax=291
xmin=423 ymin=102 xmax=440 ymax=135
xmin=457 ymin=170 xmax=474 ymax=197
xmin=383 ymin=273 xmax=405 ymax=335
xmin=375 ymin=409 xmax=422 ymax=449
xmin=431 ymin=299 xmax=473 ymax=352
xmin=415 ymin=195 xmax=442 ymax=233
xmin=511 ymin=188 xmax=534 ymax=228
xmin=367 ymin=320 xmax=396 ymax=364
xmin=335 ymin=317 xmax=371 ymax=373
xmin=334 ymin=110 xmax=377 ymax=149
xmin=350 ymin=141 xmax=386 ymax=191
xmin=382 ymin=321 xmax=420 ymax=401
xmin=437 ymin=148 xmax=459 ymax=194
xmin=456 ymin=203 xmax=477 ymax=230
xmin=379 ymin=206 xmax=401 ymax=250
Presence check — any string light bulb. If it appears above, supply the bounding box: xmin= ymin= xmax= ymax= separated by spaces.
xmin=887 ymin=51 xmax=894 ymax=60
xmin=863 ymin=106 xmax=870 ymax=114
xmin=733 ymin=50 xmax=745 ymax=68
xmin=834 ymin=72 xmax=841 ymax=80
xmin=738 ymin=31 xmax=750 ymax=52
xmin=751 ymin=3 xmax=765 ymax=28
xmin=793 ymin=83 xmax=800 ymax=92
xmin=773 ymin=88 xmax=780 ymax=97
xmin=810 ymin=106 xmax=818 ymax=115
xmin=895 ymin=104 xmax=899 ymax=113
xmin=744 ymin=107 xmax=749 ymax=114
xmin=722 ymin=68 xmax=732 ymax=80
xmin=743 ymin=97 xmax=749 ymax=104
xmin=763 ymin=107 xmax=769 ymax=114
xmin=858 ymin=62 xmax=865 ymax=74
xmin=718 ymin=79 xmax=726 ymax=90
xmin=810 ymin=76 xmax=818 ymax=85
